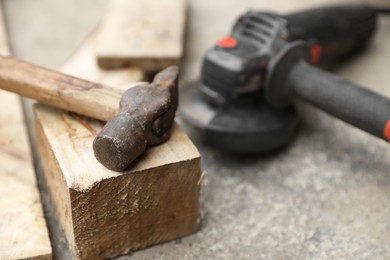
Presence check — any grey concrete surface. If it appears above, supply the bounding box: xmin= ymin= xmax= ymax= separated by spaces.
xmin=4 ymin=0 xmax=390 ymax=259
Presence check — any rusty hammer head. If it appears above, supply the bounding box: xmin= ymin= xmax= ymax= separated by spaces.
xmin=93 ymin=66 xmax=179 ymax=171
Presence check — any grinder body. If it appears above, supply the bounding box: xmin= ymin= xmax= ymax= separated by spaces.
xmin=201 ymin=5 xmax=377 ymax=105
xmin=181 ymin=5 xmax=384 ymax=153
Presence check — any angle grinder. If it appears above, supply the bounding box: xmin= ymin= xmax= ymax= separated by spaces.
xmin=180 ymin=5 xmax=390 ymax=153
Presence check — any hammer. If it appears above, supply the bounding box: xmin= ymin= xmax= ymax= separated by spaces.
xmin=0 ymin=55 xmax=178 ymax=171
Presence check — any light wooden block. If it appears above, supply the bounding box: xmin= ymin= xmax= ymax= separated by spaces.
xmin=96 ymin=0 xmax=187 ymax=71
xmin=34 ymin=30 xmax=202 ymax=259
xmin=35 ymin=105 xmax=201 ymax=260
xmin=0 ymin=3 xmax=52 ymax=259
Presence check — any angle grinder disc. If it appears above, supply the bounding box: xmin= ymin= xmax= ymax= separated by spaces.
xmin=179 ymin=82 xmax=300 ymax=153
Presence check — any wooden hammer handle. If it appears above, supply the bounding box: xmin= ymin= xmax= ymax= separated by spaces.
xmin=0 ymin=55 xmax=123 ymax=121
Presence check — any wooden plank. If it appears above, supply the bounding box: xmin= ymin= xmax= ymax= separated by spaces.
xmin=95 ymin=0 xmax=187 ymax=72
xmin=35 ymin=31 xmax=202 ymax=259
xmin=61 ymin=32 xmax=144 ymax=84
xmin=0 ymin=2 xmax=52 ymax=259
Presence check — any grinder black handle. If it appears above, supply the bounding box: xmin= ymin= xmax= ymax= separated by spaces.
xmin=284 ymin=5 xmax=377 ymax=65
xmin=289 ymin=61 xmax=390 ymax=141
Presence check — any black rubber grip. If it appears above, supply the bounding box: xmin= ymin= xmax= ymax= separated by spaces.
xmin=289 ymin=61 xmax=390 ymax=140
xmin=284 ymin=5 xmax=377 ymax=63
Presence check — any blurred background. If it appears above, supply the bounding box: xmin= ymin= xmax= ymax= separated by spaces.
xmin=4 ymin=0 xmax=390 ymax=259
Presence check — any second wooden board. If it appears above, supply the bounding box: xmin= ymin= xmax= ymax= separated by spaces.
xmin=95 ymin=0 xmax=187 ymax=72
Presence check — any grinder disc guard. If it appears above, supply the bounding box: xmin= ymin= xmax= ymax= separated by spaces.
xmin=179 ymin=82 xmax=300 ymax=153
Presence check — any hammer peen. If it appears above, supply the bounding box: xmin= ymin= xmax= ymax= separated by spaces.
xmin=0 ymin=55 xmax=178 ymax=171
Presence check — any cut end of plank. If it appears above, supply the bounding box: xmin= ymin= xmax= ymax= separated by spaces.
xmin=97 ymin=56 xmax=180 ymax=72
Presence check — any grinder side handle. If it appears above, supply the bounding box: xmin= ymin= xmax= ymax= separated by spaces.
xmin=290 ymin=61 xmax=390 ymax=141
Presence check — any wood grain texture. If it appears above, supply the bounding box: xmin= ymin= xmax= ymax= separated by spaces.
xmin=96 ymin=0 xmax=187 ymax=71
xmin=61 ymin=32 xmax=144 ymax=84
xmin=0 ymin=2 xmax=52 ymax=260
xmin=35 ymin=31 xmax=201 ymax=259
